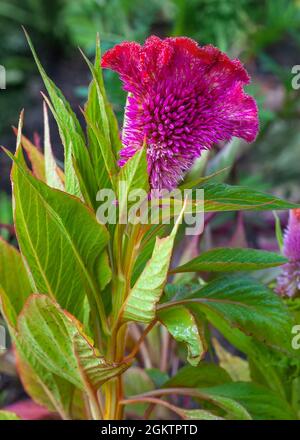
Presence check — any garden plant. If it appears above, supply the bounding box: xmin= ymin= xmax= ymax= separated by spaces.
xmin=0 ymin=31 xmax=299 ymax=421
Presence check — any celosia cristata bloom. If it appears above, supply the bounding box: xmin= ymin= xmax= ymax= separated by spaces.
xmin=102 ymin=36 xmax=259 ymax=189
xmin=277 ymin=209 xmax=300 ymax=298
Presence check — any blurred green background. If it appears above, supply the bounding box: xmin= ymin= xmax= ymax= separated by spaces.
xmin=0 ymin=0 xmax=300 ymax=410
xmin=1 ymin=0 xmax=300 ymax=200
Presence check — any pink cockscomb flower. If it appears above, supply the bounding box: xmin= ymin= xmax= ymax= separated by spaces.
xmin=276 ymin=209 xmax=300 ymax=298
xmin=102 ymin=36 xmax=259 ymax=189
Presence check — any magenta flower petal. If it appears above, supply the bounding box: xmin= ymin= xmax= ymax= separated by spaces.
xmin=102 ymin=36 xmax=259 ymax=189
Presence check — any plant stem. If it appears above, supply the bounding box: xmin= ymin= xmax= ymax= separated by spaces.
xmin=122 ymin=387 xmax=208 ymax=400
xmin=128 ymin=324 xmax=153 ymax=368
xmin=104 ymin=324 xmax=127 ymax=419
xmin=120 ymin=396 xmax=185 ymax=419
xmin=103 ymin=222 xmax=149 ymax=420
xmin=88 ymin=390 xmax=103 ymax=420
xmin=160 ymin=327 xmax=170 ymax=372
xmin=104 ymin=378 xmax=118 ymax=419
xmin=125 ymin=321 xmax=156 ymax=361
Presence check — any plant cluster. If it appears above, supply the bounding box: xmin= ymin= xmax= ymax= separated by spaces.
xmin=0 ymin=32 xmax=299 ymax=420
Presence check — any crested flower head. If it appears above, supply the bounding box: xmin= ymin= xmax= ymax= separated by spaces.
xmin=102 ymin=36 xmax=259 ymax=189
xmin=282 ymin=209 xmax=300 ymax=262
xmin=276 ymin=209 xmax=300 ymax=298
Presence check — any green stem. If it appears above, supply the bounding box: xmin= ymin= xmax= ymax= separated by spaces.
xmin=104 ymin=325 xmax=127 ymax=419
xmin=103 ymin=222 xmax=149 ymax=420
xmin=104 ymin=378 xmax=118 ymax=419
xmin=88 ymin=390 xmax=103 ymax=420
xmin=120 ymin=396 xmax=186 ymax=419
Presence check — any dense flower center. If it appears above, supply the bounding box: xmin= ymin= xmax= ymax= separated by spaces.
xmin=122 ymin=76 xmax=218 ymax=188
xmin=102 ymin=36 xmax=259 ymax=189
xmin=144 ymin=87 xmax=199 ymax=158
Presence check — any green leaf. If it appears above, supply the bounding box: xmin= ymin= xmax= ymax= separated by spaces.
xmin=17 ymin=295 xmax=84 ymax=388
xmin=165 ymin=363 xmax=232 ymax=388
xmin=212 ymin=338 xmax=250 ymax=381
xmin=15 ymin=350 xmax=77 ymax=419
xmin=17 ymin=295 xmax=128 ymax=391
xmin=0 ymin=193 xmax=12 ymax=241
xmin=82 ymin=50 xmax=110 ymax=143
xmin=131 ymin=228 xmax=165 ymax=286
xmin=9 ymin=142 xmax=109 ymax=323
xmin=85 ymin=110 xmax=117 ymax=191
xmin=0 ymin=411 xmax=21 ymax=420
xmin=200 ymin=393 xmax=252 ymax=420
xmin=146 ymin=368 xmax=169 ymax=388
xmin=164 ymin=386 xmax=252 ymax=420
xmin=85 ymin=35 xmax=122 ymax=158
xmin=0 ymin=238 xmax=32 ymax=327
xmin=181 ymin=409 xmax=224 ymax=420
xmin=83 ymin=47 xmax=118 ymax=191
xmin=96 ymin=251 xmax=112 ymax=291
xmin=43 ymin=94 xmax=97 ymax=208
xmin=162 ymin=281 xmax=203 ymax=303
xmin=171 ymin=248 xmax=287 ymax=273
xmin=273 ymin=211 xmax=284 ymax=252
xmin=203 ymin=312 xmax=288 ymax=398
xmin=178 ymin=275 xmax=293 ymax=353
xmin=158 ymin=306 xmax=206 ymax=366
xmin=179 ymin=167 xmax=230 ymax=190
xmin=43 ymin=102 xmax=65 ymax=191
xmin=200 ymin=382 xmax=297 ymax=420
xmin=73 ymin=332 xmax=130 ymax=390
xmin=117 ymin=147 xmax=149 ymax=222
xmin=17 ymin=130 xmax=45 ymax=182
xmin=0 ymin=242 xmax=78 ymax=419
xmin=202 ymin=183 xmax=299 ymax=212
xmin=122 ymin=206 xmax=185 ymax=323
xmin=24 ymin=29 xmax=97 ymax=205
xmin=124 ymin=367 xmax=155 ymax=416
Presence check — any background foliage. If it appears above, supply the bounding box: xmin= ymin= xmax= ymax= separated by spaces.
xmin=0 ymin=0 xmax=300 ymax=420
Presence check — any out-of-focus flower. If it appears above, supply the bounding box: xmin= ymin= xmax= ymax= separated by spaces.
xmin=102 ymin=36 xmax=258 ymax=189
xmin=277 ymin=209 xmax=300 ymax=298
